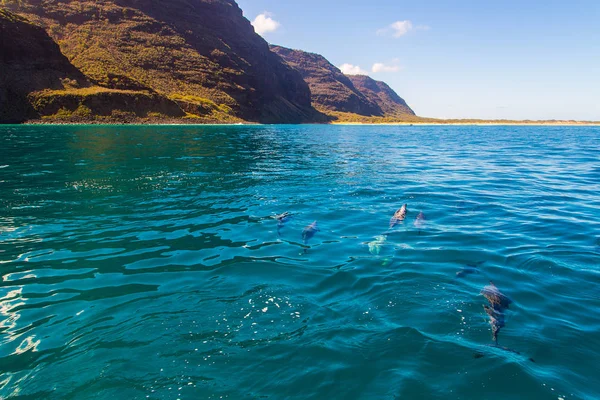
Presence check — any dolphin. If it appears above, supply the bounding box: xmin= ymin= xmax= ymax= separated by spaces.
xmin=456 ymin=261 xmax=484 ymax=278
xmin=474 ymin=345 xmax=535 ymax=363
xmin=456 ymin=266 xmax=479 ymax=278
xmin=389 ymin=204 xmax=408 ymax=228
xmin=414 ymin=211 xmax=425 ymax=234
xmin=481 ymin=282 xmax=512 ymax=344
xmin=367 ymin=235 xmax=388 ymax=255
xmin=273 ymin=212 xmax=292 ymax=235
xmin=476 ymin=282 xmax=535 ymax=362
xmin=414 ymin=211 xmax=425 ymax=227
xmin=302 ymin=221 xmax=319 ymax=251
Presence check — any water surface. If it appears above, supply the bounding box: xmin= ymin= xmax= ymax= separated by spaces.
xmin=1 ymin=125 xmax=599 ymax=399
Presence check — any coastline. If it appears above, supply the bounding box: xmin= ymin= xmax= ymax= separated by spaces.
xmin=331 ymin=122 xmax=600 ymax=126
xmin=6 ymin=121 xmax=599 ymax=127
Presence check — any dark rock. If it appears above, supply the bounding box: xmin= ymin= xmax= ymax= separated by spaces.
xmin=0 ymin=9 xmax=89 ymax=122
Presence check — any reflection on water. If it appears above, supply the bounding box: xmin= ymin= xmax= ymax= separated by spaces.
xmin=0 ymin=287 xmax=25 ymax=344
xmin=0 ymin=125 xmax=599 ymax=400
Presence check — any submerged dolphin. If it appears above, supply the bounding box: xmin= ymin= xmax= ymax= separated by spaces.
xmin=481 ymin=282 xmax=512 ymax=344
xmin=475 ymin=282 xmax=534 ymax=362
xmin=273 ymin=212 xmax=292 ymax=235
xmin=474 ymin=345 xmax=535 ymax=363
xmin=414 ymin=211 xmax=425 ymax=234
xmin=367 ymin=235 xmax=388 ymax=255
xmin=302 ymin=221 xmax=319 ymax=251
xmin=456 ymin=261 xmax=484 ymax=278
xmin=389 ymin=204 xmax=408 ymax=228
xmin=414 ymin=212 xmax=425 ymax=228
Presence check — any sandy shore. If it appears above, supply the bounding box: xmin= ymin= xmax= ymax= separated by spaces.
xmin=331 ymin=122 xmax=600 ymax=126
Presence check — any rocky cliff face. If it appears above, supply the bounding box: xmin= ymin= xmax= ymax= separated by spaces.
xmin=0 ymin=9 xmax=189 ymax=123
xmin=270 ymin=45 xmax=383 ymax=117
xmin=347 ymin=75 xmax=415 ymax=117
xmin=3 ymin=0 xmax=322 ymax=123
xmin=270 ymin=45 xmax=415 ymax=118
xmin=0 ymin=9 xmax=89 ymax=122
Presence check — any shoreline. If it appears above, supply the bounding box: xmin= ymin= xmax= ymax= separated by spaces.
xmin=331 ymin=122 xmax=600 ymax=126
xmin=6 ymin=123 xmax=598 ymax=127
xmin=2 ymin=120 xmax=598 ymax=127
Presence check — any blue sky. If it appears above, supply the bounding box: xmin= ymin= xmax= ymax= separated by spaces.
xmin=237 ymin=0 xmax=600 ymax=120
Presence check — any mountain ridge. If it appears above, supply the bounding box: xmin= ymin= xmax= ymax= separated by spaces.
xmin=270 ymin=45 xmax=415 ymax=120
xmin=270 ymin=45 xmax=383 ymax=117
xmin=347 ymin=75 xmax=415 ymax=117
xmin=1 ymin=0 xmax=325 ymax=123
xmin=1 ymin=0 xmax=415 ymax=124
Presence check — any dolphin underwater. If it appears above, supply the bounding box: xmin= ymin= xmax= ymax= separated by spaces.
xmin=414 ymin=211 xmax=425 ymax=234
xmin=302 ymin=221 xmax=319 ymax=251
xmin=367 ymin=235 xmax=388 ymax=255
xmin=273 ymin=212 xmax=292 ymax=235
xmin=475 ymin=282 xmax=535 ymax=362
xmin=456 ymin=261 xmax=484 ymax=278
xmin=389 ymin=204 xmax=408 ymax=228
xmin=474 ymin=345 xmax=535 ymax=363
xmin=481 ymin=281 xmax=512 ymax=345
xmin=414 ymin=211 xmax=425 ymax=227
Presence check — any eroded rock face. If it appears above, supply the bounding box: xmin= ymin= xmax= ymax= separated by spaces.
xmin=0 ymin=9 xmax=187 ymax=123
xmin=0 ymin=9 xmax=89 ymax=122
xmin=4 ymin=0 xmax=321 ymax=123
xmin=347 ymin=75 xmax=415 ymax=117
xmin=271 ymin=45 xmax=383 ymax=117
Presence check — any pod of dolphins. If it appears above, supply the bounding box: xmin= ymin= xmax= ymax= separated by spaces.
xmin=274 ymin=203 xmax=534 ymax=361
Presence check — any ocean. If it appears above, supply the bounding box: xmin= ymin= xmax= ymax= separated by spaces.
xmin=0 ymin=124 xmax=599 ymax=399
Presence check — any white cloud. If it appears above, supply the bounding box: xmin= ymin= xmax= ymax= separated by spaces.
xmin=339 ymin=63 xmax=368 ymax=75
xmin=390 ymin=20 xmax=413 ymax=37
xmin=252 ymin=12 xmax=281 ymax=36
xmin=377 ymin=20 xmax=429 ymax=38
xmin=372 ymin=61 xmax=401 ymax=73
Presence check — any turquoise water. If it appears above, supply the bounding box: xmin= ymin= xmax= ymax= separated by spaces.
xmin=1 ymin=124 xmax=599 ymax=400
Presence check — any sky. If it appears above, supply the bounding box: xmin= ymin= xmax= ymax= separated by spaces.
xmin=236 ymin=0 xmax=600 ymax=120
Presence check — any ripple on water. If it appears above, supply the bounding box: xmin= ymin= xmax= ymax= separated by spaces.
xmin=0 ymin=125 xmax=599 ymax=400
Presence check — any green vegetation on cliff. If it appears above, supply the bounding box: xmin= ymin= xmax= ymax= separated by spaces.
xmin=30 ymin=88 xmax=183 ymax=122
